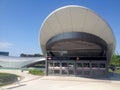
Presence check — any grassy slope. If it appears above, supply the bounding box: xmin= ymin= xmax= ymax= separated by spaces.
xmin=0 ymin=73 xmax=18 ymax=86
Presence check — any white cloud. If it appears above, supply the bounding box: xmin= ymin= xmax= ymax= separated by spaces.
xmin=0 ymin=42 xmax=13 ymax=49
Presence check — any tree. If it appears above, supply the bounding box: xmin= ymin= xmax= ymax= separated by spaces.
xmin=20 ymin=53 xmax=43 ymax=57
xmin=110 ymin=54 xmax=120 ymax=67
xmin=20 ymin=53 xmax=27 ymax=57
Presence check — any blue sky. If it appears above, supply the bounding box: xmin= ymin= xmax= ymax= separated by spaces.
xmin=0 ymin=0 xmax=120 ymax=56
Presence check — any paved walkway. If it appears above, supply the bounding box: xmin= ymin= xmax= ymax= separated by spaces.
xmin=1 ymin=69 xmax=120 ymax=90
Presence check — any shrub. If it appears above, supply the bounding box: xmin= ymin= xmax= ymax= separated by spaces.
xmin=29 ymin=69 xmax=44 ymax=76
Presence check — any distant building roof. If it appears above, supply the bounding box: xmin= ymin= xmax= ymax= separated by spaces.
xmin=0 ymin=51 xmax=9 ymax=56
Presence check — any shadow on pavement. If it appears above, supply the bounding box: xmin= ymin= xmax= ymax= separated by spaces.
xmin=90 ymin=72 xmax=120 ymax=81
xmin=107 ymin=72 xmax=120 ymax=81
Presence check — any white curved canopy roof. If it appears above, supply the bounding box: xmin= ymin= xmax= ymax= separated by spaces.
xmin=40 ymin=5 xmax=116 ymax=57
xmin=0 ymin=56 xmax=45 ymax=68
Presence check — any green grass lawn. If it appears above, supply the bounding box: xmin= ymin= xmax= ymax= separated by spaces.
xmin=0 ymin=72 xmax=18 ymax=86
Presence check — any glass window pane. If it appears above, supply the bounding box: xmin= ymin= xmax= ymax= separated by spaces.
xmin=77 ymin=63 xmax=82 ymax=67
xmin=83 ymin=63 xmax=90 ymax=67
xmin=68 ymin=63 xmax=74 ymax=67
xmin=100 ymin=63 xmax=105 ymax=68
xmin=49 ymin=63 xmax=53 ymax=67
xmin=54 ymin=70 xmax=60 ymax=74
xmin=62 ymin=63 xmax=67 ymax=67
xmin=62 ymin=70 xmax=67 ymax=74
xmin=92 ymin=63 xmax=98 ymax=68
xmin=54 ymin=63 xmax=60 ymax=67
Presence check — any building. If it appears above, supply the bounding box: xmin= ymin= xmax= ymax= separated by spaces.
xmin=40 ymin=5 xmax=116 ymax=77
xmin=0 ymin=51 xmax=9 ymax=56
xmin=0 ymin=52 xmax=45 ymax=68
xmin=0 ymin=56 xmax=45 ymax=68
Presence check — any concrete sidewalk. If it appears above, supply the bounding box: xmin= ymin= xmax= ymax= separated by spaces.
xmin=1 ymin=70 xmax=120 ymax=90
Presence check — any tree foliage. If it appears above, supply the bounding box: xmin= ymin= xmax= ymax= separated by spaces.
xmin=20 ymin=53 xmax=43 ymax=57
xmin=110 ymin=54 xmax=120 ymax=67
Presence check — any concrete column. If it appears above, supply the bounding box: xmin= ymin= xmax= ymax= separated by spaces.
xmin=106 ymin=51 xmax=109 ymax=77
xmin=53 ymin=61 xmax=55 ymax=75
xmin=90 ymin=61 xmax=92 ymax=77
xmin=60 ymin=60 xmax=62 ymax=75
xmin=74 ymin=60 xmax=77 ymax=76
xmin=45 ymin=54 xmax=48 ymax=76
xmin=66 ymin=62 xmax=69 ymax=76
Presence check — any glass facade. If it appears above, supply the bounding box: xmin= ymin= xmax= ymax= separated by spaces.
xmin=47 ymin=60 xmax=107 ymax=77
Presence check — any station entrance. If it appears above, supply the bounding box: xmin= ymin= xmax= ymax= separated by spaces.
xmin=47 ymin=57 xmax=107 ymax=77
xmin=45 ymin=32 xmax=108 ymax=77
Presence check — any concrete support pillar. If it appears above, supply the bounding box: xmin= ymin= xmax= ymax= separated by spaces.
xmin=60 ymin=60 xmax=62 ymax=75
xmin=106 ymin=51 xmax=109 ymax=77
xmin=45 ymin=59 xmax=48 ymax=76
xmin=90 ymin=61 xmax=92 ymax=77
xmin=74 ymin=60 xmax=77 ymax=76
